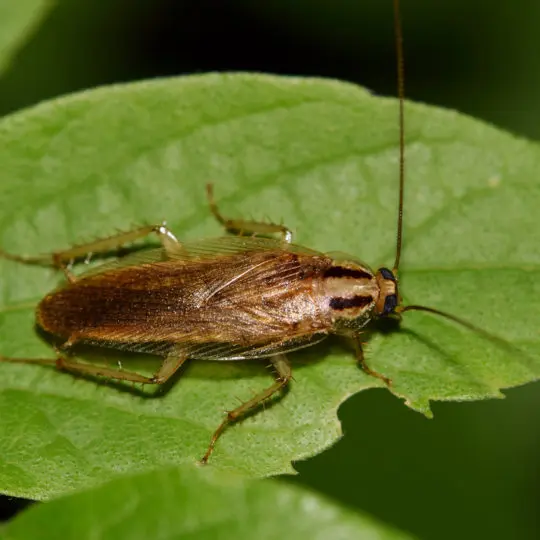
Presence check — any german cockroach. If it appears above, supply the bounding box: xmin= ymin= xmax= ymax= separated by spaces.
xmin=0 ymin=0 xmax=487 ymax=463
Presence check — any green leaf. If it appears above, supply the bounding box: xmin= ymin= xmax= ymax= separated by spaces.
xmin=0 ymin=0 xmax=52 ymax=76
xmin=0 ymin=74 xmax=538 ymax=499
xmin=1 ymin=464 xmax=413 ymax=540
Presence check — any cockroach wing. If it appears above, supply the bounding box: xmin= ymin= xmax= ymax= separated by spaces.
xmin=85 ymin=327 xmax=329 ymax=360
xmin=78 ymin=236 xmax=323 ymax=278
xmin=170 ymin=236 xmax=323 ymax=259
xmin=43 ymin=241 xmax=335 ymax=361
xmin=178 ymin=330 xmax=329 ymax=360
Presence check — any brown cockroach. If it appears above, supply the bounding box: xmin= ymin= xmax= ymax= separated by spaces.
xmin=0 ymin=0 xmax=483 ymax=463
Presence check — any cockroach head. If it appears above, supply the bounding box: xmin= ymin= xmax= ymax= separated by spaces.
xmin=374 ymin=267 xmax=400 ymax=317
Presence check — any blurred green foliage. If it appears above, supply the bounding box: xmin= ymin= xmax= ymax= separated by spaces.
xmin=0 ymin=0 xmax=51 ymax=75
xmin=2 ymin=0 xmax=540 ymax=139
xmin=3 ymin=465 xmax=415 ymax=540
xmin=1 ymin=1 xmax=539 ymax=539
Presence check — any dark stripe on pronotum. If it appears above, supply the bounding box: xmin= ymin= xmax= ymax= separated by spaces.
xmin=324 ymin=267 xmax=372 ymax=280
xmin=329 ymin=295 xmax=373 ymax=310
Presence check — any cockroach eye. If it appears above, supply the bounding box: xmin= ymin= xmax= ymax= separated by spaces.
xmin=383 ymin=294 xmax=398 ymax=315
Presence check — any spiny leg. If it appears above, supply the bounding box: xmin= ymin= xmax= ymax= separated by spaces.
xmin=352 ymin=336 xmax=393 ymax=387
xmin=0 ymin=223 xmax=181 ymax=282
xmin=206 ymin=183 xmax=293 ymax=243
xmin=200 ymin=354 xmax=292 ymax=464
xmin=0 ymin=248 xmax=77 ymax=283
xmin=0 ymin=351 xmax=188 ymax=385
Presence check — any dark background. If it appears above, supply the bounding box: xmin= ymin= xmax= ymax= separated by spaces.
xmin=1 ymin=1 xmax=540 ymax=538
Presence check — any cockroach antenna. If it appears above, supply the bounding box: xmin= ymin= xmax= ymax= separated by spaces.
xmin=393 ymin=0 xmax=405 ymax=275
xmin=389 ymin=1 xmax=506 ymax=343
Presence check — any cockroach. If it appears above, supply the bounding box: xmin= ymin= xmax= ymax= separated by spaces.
xmin=0 ymin=0 xmax=487 ymax=463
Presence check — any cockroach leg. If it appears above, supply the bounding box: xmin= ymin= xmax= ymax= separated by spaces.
xmin=47 ymin=224 xmax=182 ymax=263
xmin=0 ymin=223 xmax=182 ymax=276
xmin=55 ymin=258 xmax=77 ymax=283
xmin=0 ymin=351 xmax=188 ymax=385
xmin=58 ymin=333 xmax=80 ymax=352
xmin=0 ymin=248 xmax=75 ymax=282
xmin=206 ymin=183 xmax=293 ymax=243
xmin=352 ymin=336 xmax=393 ymax=387
xmin=0 ymin=355 xmax=58 ymax=368
xmin=200 ymin=353 xmax=292 ymax=464
xmin=56 ymin=351 xmax=188 ymax=384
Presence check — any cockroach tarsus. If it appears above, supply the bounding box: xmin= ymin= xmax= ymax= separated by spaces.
xmin=0 ymin=0 xmax=490 ymax=463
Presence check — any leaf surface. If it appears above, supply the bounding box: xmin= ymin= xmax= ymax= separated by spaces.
xmin=0 ymin=74 xmax=538 ymax=499
xmin=2 ymin=464 xmax=414 ymax=540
